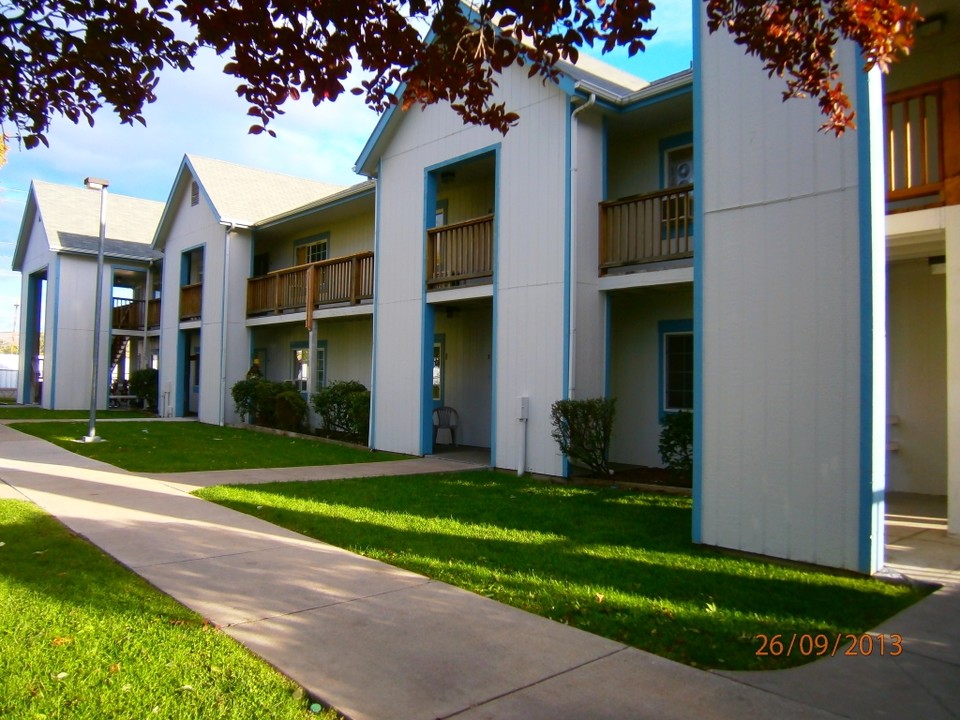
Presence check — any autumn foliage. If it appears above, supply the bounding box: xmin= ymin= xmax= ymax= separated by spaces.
xmin=0 ymin=0 xmax=919 ymax=151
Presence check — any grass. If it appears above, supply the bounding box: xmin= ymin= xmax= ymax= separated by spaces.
xmin=0 ymin=407 xmax=152 ymax=420
xmin=0 ymin=499 xmax=336 ymax=719
xmin=9 ymin=421 xmax=403 ymax=473
xmin=196 ymin=471 xmax=929 ymax=671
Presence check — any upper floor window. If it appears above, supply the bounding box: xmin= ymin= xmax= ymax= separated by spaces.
xmin=665 ymin=145 xmax=693 ymax=188
xmin=295 ymin=233 xmax=329 ymax=265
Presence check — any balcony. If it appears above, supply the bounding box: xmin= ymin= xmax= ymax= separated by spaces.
xmin=885 ymin=76 xmax=960 ymax=213
xmin=599 ymin=185 xmax=693 ymax=275
xmin=112 ymin=298 xmax=161 ymax=330
xmin=426 ymin=214 xmax=494 ymax=289
xmin=246 ymin=251 xmax=374 ymax=317
xmin=179 ymin=283 xmax=202 ymax=321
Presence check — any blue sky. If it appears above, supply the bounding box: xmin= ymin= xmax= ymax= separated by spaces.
xmin=0 ymin=0 xmax=692 ymax=335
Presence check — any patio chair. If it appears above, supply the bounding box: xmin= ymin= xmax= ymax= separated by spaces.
xmin=432 ymin=406 xmax=459 ymax=448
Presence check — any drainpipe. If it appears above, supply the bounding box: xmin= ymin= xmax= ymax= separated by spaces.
xmin=517 ymin=396 xmax=529 ymax=477
xmin=568 ymin=92 xmax=596 ymax=401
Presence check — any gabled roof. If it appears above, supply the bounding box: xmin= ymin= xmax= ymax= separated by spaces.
xmin=12 ymin=181 xmax=163 ymax=271
xmin=354 ymin=44 xmax=654 ymax=177
xmin=153 ymin=155 xmax=348 ymax=248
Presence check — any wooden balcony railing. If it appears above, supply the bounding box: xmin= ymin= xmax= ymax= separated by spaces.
xmin=426 ymin=214 xmax=494 ymax=289
xmin=112 ymin=298 xmax=144 ymax=330
xmin=246 ymin=251 xmax=375 ymax=317
xmin=112 ymin=297 xmax=162 ymax=330
xmin=599 ymin=185 xmax=693 ymax=274
xmin=179 ymin=283 xmax=202 ymax=321
xmin=146 ymin=298 xmax=161 ymax=329
xmin=885 ymin=76 xmax=960 ymax=212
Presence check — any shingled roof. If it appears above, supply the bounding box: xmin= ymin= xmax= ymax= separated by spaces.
xmin=12 ymin=181 xmax=164 ymax=271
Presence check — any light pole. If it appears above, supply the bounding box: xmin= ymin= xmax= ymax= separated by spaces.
xmin=84 ymin=177 xmax=109 ymax=443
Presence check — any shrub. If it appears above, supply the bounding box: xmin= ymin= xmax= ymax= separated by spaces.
xmin=550 ymin=397 xmax=616 ymax=476
xmin=231 ymin=377 xmax=301 ymax=429
xmin=659 ymin=411 xmax=693 ymax=480
xmin=312 ymin=381 xmax=370 ymax=441
xmin=275 ymin=388 xmax=308 ymax=432
xmin=129 ymin=368 xmax=159 ymax=410
xmin=231 ymin=377 xmax=270 ymax=423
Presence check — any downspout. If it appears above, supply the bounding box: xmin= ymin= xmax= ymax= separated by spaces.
xmin=568 ymin=92 xmax=596 ymax=401
xmin=218 ymin=222 xmax=235 ymax=426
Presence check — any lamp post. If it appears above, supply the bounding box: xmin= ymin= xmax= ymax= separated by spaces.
xmin=84 ymin=177 xmax=109 ymax=443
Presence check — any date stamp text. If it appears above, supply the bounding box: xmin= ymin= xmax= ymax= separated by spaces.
xmin=755 ymin=633 xmax=903 ymax=658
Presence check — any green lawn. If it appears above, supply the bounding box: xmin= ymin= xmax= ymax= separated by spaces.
xmin=0 ymin=499 xmax=336 ymax=719
xmin=0 ymin=407 xmax=152 ymax=420
xmin=196 ymin=471 xmax=928 ymax=671
xmin=10 ymin=421 xmax=403 ymax=473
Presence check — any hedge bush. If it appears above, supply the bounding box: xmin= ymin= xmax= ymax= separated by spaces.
xmin=311 ymin=381 xmax=370 ymax=442
xmin=550 ymin=397 xmax=616 ymax=476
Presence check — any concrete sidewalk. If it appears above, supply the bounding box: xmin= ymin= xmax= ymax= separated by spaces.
xmin=1 ymin=423 xmax=957 ymax=719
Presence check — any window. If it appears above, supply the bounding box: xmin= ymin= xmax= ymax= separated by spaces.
xmin=295 ymin=234 xmax=329 ymax=265
xmin=292 ymin=346 xmax=309 ymax=393
xmin=665 ymin=145 xmax=693 ymax=188
xmin=315 ymin=342 xmax=327 ymax=390
xmin=659 ymin=320 xmax=693 ymax=413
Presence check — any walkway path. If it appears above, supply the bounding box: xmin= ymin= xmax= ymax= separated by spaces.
xmin=1 ymin=423 xmax=957 ymax=719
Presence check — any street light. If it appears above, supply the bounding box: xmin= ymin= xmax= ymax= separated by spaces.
xmin=84 ymin=177 xmax=109 ymax=443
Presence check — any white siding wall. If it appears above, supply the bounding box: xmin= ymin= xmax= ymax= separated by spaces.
xmin=699 ymin=22 xmax=884 ymax=571
xmin=608 ymin=286 xmax=693 ymax=467
xmin=158 ymin=179 xmax=250 ymax=424
xmin=373 ymin=64 xmax=570 ymax=475
xmin=260 ymin=212 xmax=375 ymax=271
xmin=434 ymin=304 xmax=493 ymax=449
xmin=572 ymin=112 xmax=605 ymax=402
xmin=51 ymin=256 xmax=109 ymax=410
xmin=887 ymin=259 xmax=947 ymax=494
xmin=606 ymin=122 xmax=693 ymax=200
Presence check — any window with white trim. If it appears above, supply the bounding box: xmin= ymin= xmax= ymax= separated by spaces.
xmin=315 ymin=342 xmax=327 ymax=390
xmin=295 ymin=234 xmax=329 ymax=265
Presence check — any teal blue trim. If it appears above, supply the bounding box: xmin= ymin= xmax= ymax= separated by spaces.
xmin=691 ymin=0 xmax=704 ymax=544
xmin=256 ymin=186 xmax=375 ymax=230
xmin=355 ymin=101 xmax=401 ymax=177
xmin=424 ymin=144 xmax=500 ymax=175
xmin=561 ymin=99 xmax=573 ymax=478
xmin=369 ymin=161 xmax=383 ymax=448
xmin=856 ymin=67 xmax=883 ymax=574
xmin=175 ymin=330 xmax=186 ymax=416
xmin=489 ymin=144 xmax=501 ymax=466
xmin=49 ymin=257 xmax=60 ymax=408
xmin=605 ymin=84 xmax=693 ymax=115
xmin=659 ymin=132 xmax=694 ymax=188
xmin=421 ymin=168 xmax=439 ymax=455
xmin=21 ymin=272 xmax=41 ymax=402
xmin=658 ymin=319 xmax=694 ymax=418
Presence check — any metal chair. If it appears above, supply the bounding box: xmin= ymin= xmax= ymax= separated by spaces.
xmin=432 ymin=406 xmax=459 ymax=448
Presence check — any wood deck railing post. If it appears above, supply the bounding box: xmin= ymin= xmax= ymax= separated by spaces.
xmin=943 ymin=77 xmax=960 ymax=206
xmin=351 ymin=255 xmax=360 ymax=304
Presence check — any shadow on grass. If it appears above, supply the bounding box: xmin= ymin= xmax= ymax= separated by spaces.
xmin=0 ymin=500 xmax=197 ymax=622
xmin=199 ymin=473 xmax=926 ymax=670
